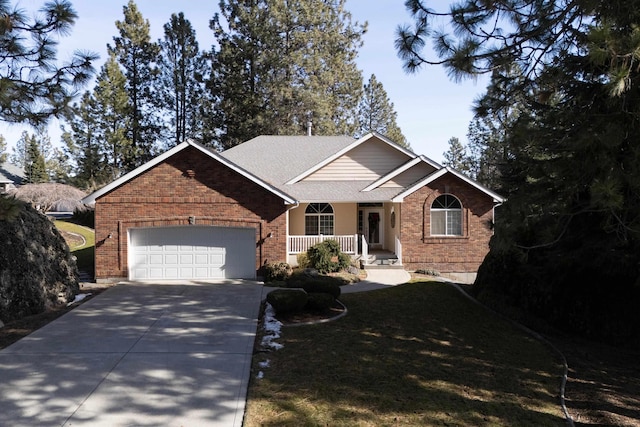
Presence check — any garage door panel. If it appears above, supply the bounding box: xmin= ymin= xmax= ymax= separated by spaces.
xmin=129 ymin=226 xmax=255 ymax=280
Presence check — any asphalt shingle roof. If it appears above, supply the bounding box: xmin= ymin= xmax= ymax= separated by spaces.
xmin=221 ymin=135 xmax=355 ymax=186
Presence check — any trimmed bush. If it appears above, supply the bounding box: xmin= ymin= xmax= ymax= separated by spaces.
xmin=296 ymin=252 xmax=310 ymax=269
xmin=286 ymin=271 xmax=347 ymax=289
xmin=264 ymin=262 xmax=292 ymax=282
xmin=266 ymin=289 xmax=308 ymax=314
xmin=306 ymin=239 xmax=350 ymax=273
xmin=305 ymin=293 xmax=335 ymax=311
xmin=302 ymin=278 xmax=341 ymax=299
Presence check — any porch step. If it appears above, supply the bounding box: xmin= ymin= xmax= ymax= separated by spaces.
xmin=363 ymin=263 xmax=405 ymax=270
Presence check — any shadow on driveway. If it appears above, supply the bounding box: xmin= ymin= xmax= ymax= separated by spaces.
xmin=0 ymin=280 xmax=264 ymax=427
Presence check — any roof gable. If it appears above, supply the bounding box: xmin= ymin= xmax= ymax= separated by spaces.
xmin=392 ymin=167 xmax=505 ymax=203
xmin=82 ymin=141 xmax=296 ymax=205
xmin=285 ymin=132 xmax=416 ymax=184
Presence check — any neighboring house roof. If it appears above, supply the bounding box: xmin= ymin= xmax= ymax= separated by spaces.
xmin=0 ymin=162 xmax=25 ymax=185
xmin=82 ymin=141 xmax=296 ymax=205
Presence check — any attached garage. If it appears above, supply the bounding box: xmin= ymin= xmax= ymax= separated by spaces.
xmin=129 ymin=226 xmax=256 ymax=280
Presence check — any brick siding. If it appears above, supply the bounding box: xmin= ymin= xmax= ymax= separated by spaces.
xmin=400 ymin=174 xmax=495 ymax=273
xmin=93 ymin=146 xmax=288 ymax=280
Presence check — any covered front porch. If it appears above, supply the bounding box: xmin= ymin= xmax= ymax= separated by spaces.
xmin=286 ymin=202 xmax=403 ymax=266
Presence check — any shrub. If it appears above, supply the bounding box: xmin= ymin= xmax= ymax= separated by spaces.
xmin=296 ymin=252 xmax=310 ymax=269
xmin=305 ymin=293 xmax=335 ymax=311
xmin=306 ymin=239 xmax=350 ymax=273
xmin=71 ymin=206 xmax=94 ymax=228
xmin=302 ymin=278 xmax=341 ymax=299
xmin=264 ymin=262 xmax=292 ymax=282
xmin=266 ymin=289 xmax=308 ymax=314
xmin=286 ymin=271 xmax=347 ymax=289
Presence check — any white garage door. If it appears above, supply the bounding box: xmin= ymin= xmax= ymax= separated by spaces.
xmin=129 ymin=226 xmax=256 ymax=280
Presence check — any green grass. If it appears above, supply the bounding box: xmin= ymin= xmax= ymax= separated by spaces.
xmin=245 ymin=280 xmax=566 ymax=426
xmin=54 ymin=219 xmax=95 ymax=273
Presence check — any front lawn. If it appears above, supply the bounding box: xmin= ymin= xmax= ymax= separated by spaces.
xmin=246 ymin=280 xmax=566 ymax=426
xmin=54 ymin=219 xmax=95 ymax=273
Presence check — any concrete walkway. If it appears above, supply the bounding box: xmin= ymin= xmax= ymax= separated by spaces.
xmin=0 ymin=280 xmax=263 ymax=427
xmin=342 ymin=268 xmax=412 ymax=293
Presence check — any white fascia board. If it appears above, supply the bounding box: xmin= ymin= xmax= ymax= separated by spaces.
xmin=187 ymin=142 xmax=297 ymax=204
xmin=391 ymin=167 xmax=506 ymax=203
xmin=362 ymin=157 xmax=424 ymax=192
xmin=391 ymin=169 xmax=448 ymax=202
xmin=285 ymin=132 xmax=417 ymax=185
xmin=81 ymin=141 xmax=191 ymax=205
xmin=444 ymin=167 xmax=506 ymax=203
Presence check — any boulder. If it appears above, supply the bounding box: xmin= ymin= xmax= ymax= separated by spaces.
xmin=0 ymin=199 xmax=79 ymax=323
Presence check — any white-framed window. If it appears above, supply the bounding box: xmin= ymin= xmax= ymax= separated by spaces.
xmin=431 ymin=194 xmax=462 ymax=236
xmin=305 ymin=203 xmax=334 ymax=235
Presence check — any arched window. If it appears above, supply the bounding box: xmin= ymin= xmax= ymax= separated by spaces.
xmin=305 ymin=203 xmax=334 ymax=235
xmin=431 ymin=195 xmax=462 ymax=236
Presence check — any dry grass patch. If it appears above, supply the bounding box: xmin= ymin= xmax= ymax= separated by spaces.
xmin=246 ymin=280 xmax=566 ymax=426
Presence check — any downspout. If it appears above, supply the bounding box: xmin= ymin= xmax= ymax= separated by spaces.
xmin=492 ymin=201 xmax=504 ymax=235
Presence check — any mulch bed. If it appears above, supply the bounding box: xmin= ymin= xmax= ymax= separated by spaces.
xmin=276 ymin=300 xmax=346 ymax=325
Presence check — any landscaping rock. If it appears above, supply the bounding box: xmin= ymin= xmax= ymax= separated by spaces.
xmin=0 ymin=200 xmax=79 ymax=323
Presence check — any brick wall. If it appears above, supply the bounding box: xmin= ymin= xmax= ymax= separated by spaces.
xmin=94 ymin=146 xmax=288 ymax=280
xmin=400 ymin=173 xmax=495 ymax=274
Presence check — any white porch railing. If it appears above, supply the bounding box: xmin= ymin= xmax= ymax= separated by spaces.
xmin=288 ymin=234 xmax=359 ymax=255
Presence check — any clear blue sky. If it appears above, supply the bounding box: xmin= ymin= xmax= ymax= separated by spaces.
xmin=2 ymin=0 xmax=488 ymax=163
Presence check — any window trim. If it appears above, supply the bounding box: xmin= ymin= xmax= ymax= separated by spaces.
xmin=430 ymin=194 xmax=463 ymax=236
xmin=304 ymin=203 xmax=335 ymax=235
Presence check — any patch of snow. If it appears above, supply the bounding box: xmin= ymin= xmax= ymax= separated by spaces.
xmin=67 ymin=293 xmax=92 ymax=306
xmin=258 ymin=359 xmax=270 ymax=368
xmin=256 ymin=371 xmax=264 ymax=379
xmin=261 ymin=303 xmax=284 ymax=350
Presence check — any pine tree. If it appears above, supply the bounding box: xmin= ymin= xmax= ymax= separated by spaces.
xmin=63 ymin=92 xmax=108 ymax=189
xmin=93 ymin=54 xmax=132 ymax=179
xmin=24 ymin=133 xmax=48 ymax=184
xmin=356 ymin=74 xmax=408 ymax=147
xmin=64 ymin=53 xmax=132 ymax=186
xmin=108 ymin=0 xmax=160 ymax=169
xmin=442 ymin=137 xmax=472 ymax=175
xmin=157 ymin=12 xmax=209 ymax=147
xmin=397 ymin=0 xmax=640 ymax=345
xmin=210 ymin=0 xmax=366 ymax=149
xmin=0 ymin=0 xmax=96 ymax=125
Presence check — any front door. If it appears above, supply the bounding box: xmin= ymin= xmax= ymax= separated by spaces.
xmin=363 ymin=209 xmax=383 ymax=249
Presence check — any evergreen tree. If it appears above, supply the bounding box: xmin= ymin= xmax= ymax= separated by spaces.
xmin=442 ymin=136 xmax=472 ymax=175
xmin=210 ymin=0 xmax=366 ymax=149
xmin=157 ymin=12 xmax=209 ymax=147
xmin=356 ymin=74 xmax=408 ymax=147
xmin=10 ymin=131 xmax=29 ymax=168
xmin=108 ymin=0 xmax=160 ymax=169
xmin=63 ymin=92 xmax=108 ymax=189
xmin=64 ymin=54 xmax=131 ymax=185
xmin=397 ymin=0 xmax=640 ymax=345
xmin=93 ymin=54 xmax=132 ymax=179
xmin=0 ymin=0 xmax=96 ymax=125
xmin=24 ymin=133 xmax=48 ymax=184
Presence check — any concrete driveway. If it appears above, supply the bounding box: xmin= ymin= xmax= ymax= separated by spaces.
xmin=0 ymin=280 xmax=264 ymax=427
